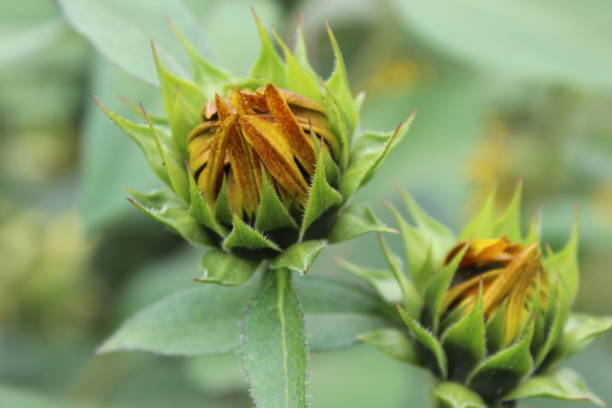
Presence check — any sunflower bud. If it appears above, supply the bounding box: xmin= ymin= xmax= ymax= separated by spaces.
xmin=346 ymin=185 xmax=611 ymax=407
xmin=97 ymin=16 xmax=410 ymax=283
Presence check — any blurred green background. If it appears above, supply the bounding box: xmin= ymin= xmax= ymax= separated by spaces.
xmin=1 ymin=0 xmax=611 ymax=407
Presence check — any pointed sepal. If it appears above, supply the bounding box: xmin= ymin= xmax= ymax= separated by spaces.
xmin=194 ymin=249 xmax=260 ymax=286
xmin=270 ymin=240 xmax=326 ymax=275
xmin=358 ymin=328 xmax=417 ymax=364
xmin=328 ymin=204 xmax=397 ymax=243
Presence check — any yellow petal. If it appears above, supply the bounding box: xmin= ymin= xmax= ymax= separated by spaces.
xmin=198 ymin=113 xmax=236 ymax=203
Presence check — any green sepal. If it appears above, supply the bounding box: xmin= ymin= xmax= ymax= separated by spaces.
xmin=214 ymin=178 xmax=233 ymax=226
xmin=325 ymin=22 xmax=358 ymax=135
xmin=299 ymin=149 xmax=342 ymax=240
xmin=422 ymin=246 xmax=467 ymax=332
xmin=128 ymin=188 xmax=211 ymax=247
xmin=358 ymin=328 xmax=417 ymax=364
xmin=468 ymin=324 xmax=535 ymax=403
xmin=340 ymin=114 xmax=415 ymax=200
xmin=460 ymin=186 xmax=497 ymax=240
xmin=337 ymin=259 xmax=402 ymax=304
xmin=493 ymin=181 xmax=522 ymax=242
xmin=170 ymin=22 xmax=232 ymax=99
xmin=272 ymin=29 xmax=322 ymax=103
xmin=255 ymin=172 xmax=298 ymax=232
xmin=379 ymin=234 xmax=422 ymax=318
xmin=223 ymin=216 xmax=281 ymax=252
xmin=503 ymin=368 xmax=605 ymax=407
xmin=270 ymin=240 xmax=326 ymax=275
xmin=144 ymin=111 xmax=190 ymax=203
xmin=293 ymin=19 xmax=316 ymax=77
xmin=534 ymin=284 xmax=569 ymax=367
xmin=433 ymin=382 xmax=487 ymax=408
xmin=441 ymin=288 xmax=486 ymax=382
xmin=152 ymin=44 xmax=205 ymax=154
xmin=187 ymin=170 xmax=228 ymax=237
xmin=397 ymin=305 xmax=448 ymax=378
xmin=485 ymin=299 xmax=508 ymax=354
xmin=546 ymin=313 xmax=612 ymax=367
xmin=322 ymin=84 xmax=350 ymax=170
xmin=250 ymin=11 xmax=286 ymax=87
xmin=328 ymin=204 xmax=396 ymax=243
xmin=95 ymin=99 xmax=169 ymax=185
xmin=543 ymin=221 xmax=580 ymax=304
xmin=525 ymin=208 xmax=542 ymax=245
xmin=194 ymin=248 xmax=260 ymax=286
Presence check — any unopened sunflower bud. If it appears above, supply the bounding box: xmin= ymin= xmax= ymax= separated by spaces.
xmin=345 ymin=185 xmax=612 ymax=407
xmin=97 ymin=15 xmax=410 ymax=282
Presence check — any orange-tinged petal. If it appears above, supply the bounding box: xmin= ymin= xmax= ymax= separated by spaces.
xmin=239 ymin=115 xmax=309 ymax=202
xmin=257 ymin=86 xmax=325 ymax=113
xmin=198 ymin=114 xmax=236 ymax=203
xmin=264 ymin=83 xmax=316 ymax=173
xmin=443 ymin=268 xmax=503 ymax=312
xmin=188 ymin=133 xmax=214 ymax=173
xmin=226 ymin=124 xmax=259 ymax=216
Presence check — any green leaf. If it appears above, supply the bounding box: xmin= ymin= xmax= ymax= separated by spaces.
xmin=95 ymin=99 xmax=169 ymax=185
xmin=153 ymin=45 xmax=205 ymax=154
xmin=358 ymin=328 xmax=417 ymax=364
xmin=433 ymin=382 xmax=487 ymax=408
xmin=340 ymin=114 xmax=415 ymax=199
xmin=171 ymin=21 xmax=232 ymax=98
xmin=250 ymin=11 xmax=286 ymax=87
xmin=223 ymin=216 xmax=281 ymax=252
xmin=98 ymin=283 xmax=256 ymax=355
xmin=442 ymin=289 xmax=486 ymax=382
xmin=296 ymin=276 xmax=398 ymax=350
xmin=337 ymin=259 xmax=402 ymax=304
xmin=194 ymin=249 xmax=259 ymax=286
xmin=504 ymin=368 xmax=605 ymax=406
xmin=272 ymin=29 xmax=322 ymax=103
xmin=128 ymin=188 xmax=212 ymax=247
xmin=493 ymin=181 xmax=522 ymax=241
xmin=59 ymin=0 xmax=201 ymax=85
xmin=270 ymin=240 xmax=326 ymax=275
xmin=543 ymin=221 xmax=580 ymax=304
xmin=187 ymin=170 xmax=227 ymax=237
xmin=299 ymin=150 xmax=342 ymax=240
xmin=460 ymin=186 xmax=497 ymax=240
xmin=468 ymin=325 xmax=534 ymax=403
xmin=390 ymin=0 xmax=612 ymax=89
xmin=328 ymin=204 xmax=397 ymax=243
xmin=255 ymin=172 xmax=297 ymax=232
xmin=242 ymin=270 xmax=307 ymax=408
xmin=397 ymin=305 xmax=448 ymax=378
xmin=379 ymin=235 xmax=422 ymax=319
xmin=547 ymin=313 xmax=612 ymax=366
xmin=325 ymin=22 xmax=358 ymax=134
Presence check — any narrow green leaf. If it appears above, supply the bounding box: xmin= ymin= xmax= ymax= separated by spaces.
xmin=504 ymin=368 xmax=605 ymax=406
xmin=340 ymin=114 xmax=415 ymax=199
xmin=397 ymin=305 xmax=448 ymax=378
xmin=187 ymin=170 xmax=228 ymax=237
xmin=328 ymin=204 xmax=397 ymax=243
xmin=153 ymin=44 xmax=205 ymax=154
xmin=337 ymin=259 xmax=402 ymax=304
xmin=300 ymin=150 xmax=342 ymax=240
xmin=128 ymin=188 xmax=212 ymax=247
xmin=325 ymin=21 xmax=358 ymax=134
xmin=460 ymin=186 xmax=497 ymax=240
xmin=493 ymin=181 xmax=522 ymax=241
xmin=358 ymin=328 xmax=417 ymax=364
xmin=98 ymin=283 xmax=256 ymax=355
xmin=272 ymin=29 xmax=322 ymax=103
xmin=250 ymin=11 xmax=286 ymax=87
xmin=468 ymin=324 xmax=534 ymax=403
xmin=171 ymin=21 xmax=232 ymax=98
xmin=96 ymin=99 xmax=169 ymax=185
xmin=270 ymin=240 xmax=326 ymax=274
xmin=194 ymin=249 xmax=259 ymax=286
xmin=543 ymin=221 xmax=580 ymax=303
xmin=433 ymin=382 xmax=487 ymax=408
xmin=547 ymin=313 xmax=612 ymax=366
xmin=242 ymin=270 xmax=308 ymax=408
xmin=223 ymin=216 xmax=281 ymax=251
xmin=379 ymin=234 xmax=422 ymax=318
xmin=442 ymin=288 xmax=486 ymax=382
xmin=255 ymin=172 xmax=297 ymax=232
